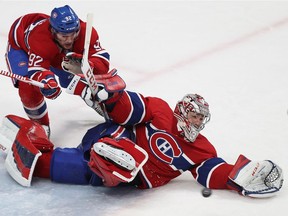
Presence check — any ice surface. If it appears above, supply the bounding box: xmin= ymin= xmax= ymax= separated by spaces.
xmin=0 ymin=1 xmax=287 ymax=215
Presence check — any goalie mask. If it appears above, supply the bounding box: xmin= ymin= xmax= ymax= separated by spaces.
xmin=174 ymin=94 xmax=210 ymax=142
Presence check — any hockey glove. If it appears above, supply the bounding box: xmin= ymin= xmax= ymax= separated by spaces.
xmin=66 ymin=75 xmax=94 ymax=105
xmin=227 ymin=154 xmax=284 ymax=198
xmin=31 ymin=70 xmax=62 ymax=100
xmin=66 ymin=75 xmax=107 ymax=116
xmin=62 ymin=52 xmax=94 ymax=74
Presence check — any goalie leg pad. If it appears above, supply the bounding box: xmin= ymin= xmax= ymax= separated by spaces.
xmin=3 ymin=115 xmax=54 ymax=186
xmin=0 ymin=115 xmax=21 ymax=154
xmin=88 ymin=137 xmax=148 ymax=187
xmin=5 ymin=114 xmax=53 ymax=151
xmin=50 ymin=147 xmax=102 ymax=185
xmin=227 ymin=154 xmax=284 ymax=197
xmin=5 ymin=130 xmax=42 ymax=187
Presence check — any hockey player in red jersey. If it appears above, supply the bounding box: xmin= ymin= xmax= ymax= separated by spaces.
xmin=5 ymin=5 xmax=110 ymax=136
xmin=0 ymin=73 xmax=283 ymax=198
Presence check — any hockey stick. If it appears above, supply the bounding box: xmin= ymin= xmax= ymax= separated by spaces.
xmin=0 ymin=69 xmax=48 ymax=88
xmin=76 ymin=68 xmax=118 ymax=80
xmin=81 ymin=13 xmax=98 ymax=97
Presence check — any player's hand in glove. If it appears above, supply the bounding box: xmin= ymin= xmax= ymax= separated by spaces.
xmin=31 ymin=70 xmax=62 ymax=100
xmin=62 ymin=52 xmax=94 ymax=74
xmin=66 ymin=52 xmax=84 ymax=64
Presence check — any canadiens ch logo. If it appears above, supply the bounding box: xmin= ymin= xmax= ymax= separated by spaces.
xmin=149 ymin=132 xmax=182 ymax=164
xmin=18 ymin=61 xmax=27 ymax=67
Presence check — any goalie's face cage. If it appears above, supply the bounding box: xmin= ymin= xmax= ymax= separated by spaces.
xmin=174 ymin=94 xmax=210 ymax=142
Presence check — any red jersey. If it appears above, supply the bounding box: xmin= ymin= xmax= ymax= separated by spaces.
xmin=106 ymin=91 xmax=218 ymax=188
xmin=8 ymin=13 xmax=109 ymax=76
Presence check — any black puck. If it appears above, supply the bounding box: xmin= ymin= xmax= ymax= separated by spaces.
xmin=202 ymin=188 xmax=212 ymax=197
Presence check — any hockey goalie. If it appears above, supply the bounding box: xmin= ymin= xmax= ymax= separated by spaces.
xmin=0 ymin=70 xmax=283 ymax=198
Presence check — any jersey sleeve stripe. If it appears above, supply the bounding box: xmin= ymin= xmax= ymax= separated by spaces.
xmin=122 ymin=91 xmax=146 ymax=125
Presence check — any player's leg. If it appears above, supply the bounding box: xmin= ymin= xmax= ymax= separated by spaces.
xmin=6 ymin=46 xmax=50 ymax=137
xmin=18 ymin=81 xmax=50 ymax=137
xmin=49 ymin=147 xmax=103 ymax=186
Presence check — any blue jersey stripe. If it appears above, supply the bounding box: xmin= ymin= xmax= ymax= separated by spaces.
xmin=196 ymin=157 xmax=226 ymax=188
xmin=125 ymin=91 xmax=145 ymax=125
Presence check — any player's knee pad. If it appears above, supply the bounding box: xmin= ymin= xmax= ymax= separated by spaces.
xmin=51 ymin=147 xmax=103 ymax=186
xmin=88 ymin=137 xmax=148 ymax=187
xmin=227 ymin=154 xmax=284 ymax=197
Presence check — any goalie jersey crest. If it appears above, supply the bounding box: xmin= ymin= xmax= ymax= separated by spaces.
xmin=147 ymin=124 xmax=194 ymax=170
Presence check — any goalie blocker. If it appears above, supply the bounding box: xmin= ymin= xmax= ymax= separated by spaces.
xmin=66 ymin=68 xmax=126 ymax=116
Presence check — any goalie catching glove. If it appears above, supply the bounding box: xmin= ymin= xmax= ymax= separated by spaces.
xmin=227 ymin=154 xmax=283 ymax=198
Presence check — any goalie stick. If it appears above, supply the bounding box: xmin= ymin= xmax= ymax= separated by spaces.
xmin=0 ymin=69 xmax=48 ymax=89
xmin=81 ymin=13 xmax=98 ymax=97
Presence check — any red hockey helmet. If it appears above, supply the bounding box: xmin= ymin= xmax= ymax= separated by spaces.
xmin=174 ymin=94 xmax=210 ymax=142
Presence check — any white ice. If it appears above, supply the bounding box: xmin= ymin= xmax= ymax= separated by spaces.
xmin=0 ymin=1 xmax=287 ymax=215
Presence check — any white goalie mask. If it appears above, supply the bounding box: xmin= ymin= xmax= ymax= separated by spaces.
xmin=174 ymin=94 xmax=210 ymax=142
